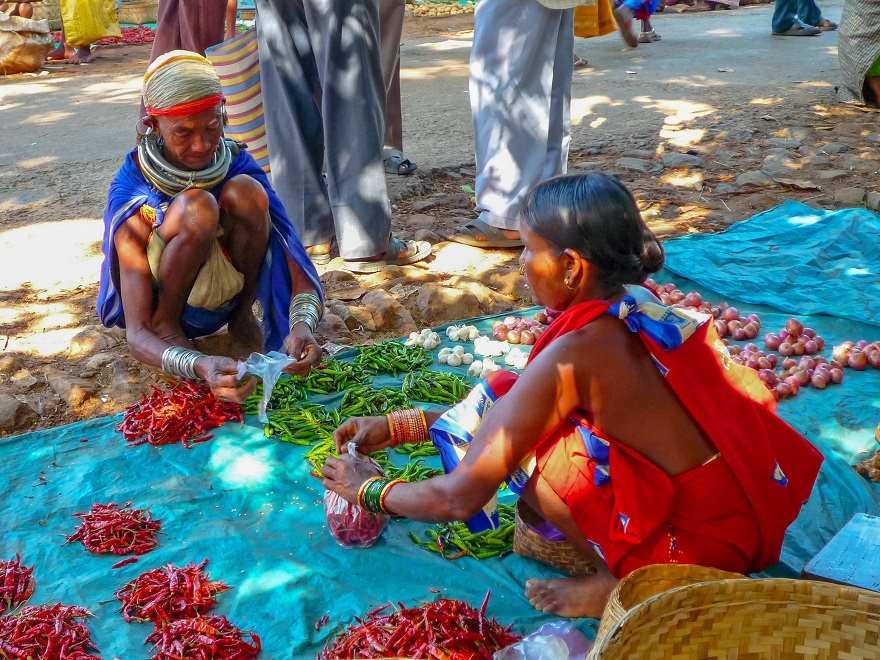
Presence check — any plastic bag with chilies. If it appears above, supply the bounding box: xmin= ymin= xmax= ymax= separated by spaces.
xmin=60 ymin=0 xmax=121 ymax=47
xmin=237 ymin=351 xmax=295 ymax=423
xmin=323 ymin=444 xmax=389 ymax=548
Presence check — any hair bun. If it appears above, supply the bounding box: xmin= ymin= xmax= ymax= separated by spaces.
xmin=637 ymin=234 xmax=665 ymax=280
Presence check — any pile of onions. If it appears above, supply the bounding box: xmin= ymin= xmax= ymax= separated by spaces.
xmin=764 ymin=319 xmax=825 ymax=357
xmin=492 ymin=317 xmax=544 ymax=346
xmin=731 ymin=344 xmax=843 ymax=400
xmin=714 ymin=307 xmax=761 ymax=341
xmin=832 ymin=341 xmax=880 ymax=371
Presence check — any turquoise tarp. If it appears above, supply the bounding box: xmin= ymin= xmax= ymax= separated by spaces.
xmin=2 ymin=203 xmax=879 ymax=657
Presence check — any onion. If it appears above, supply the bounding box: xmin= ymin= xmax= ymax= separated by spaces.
xmin=803 ymin=340 xmax=818 ymax=355
xmin=728 ymin=320 xmax=743 ymax=334
xmin=792 ymin=342 xmax=805 ymax=356
xmin=711 ymin=306 xmax=722 ymax=319
xmin=721 ymin=307 xmax=739 ymax=322
xmin=758 ymin=369 xmax=777 ymax=386
xmin=493 ymin=327 xmax=508 ymax=341
xmin=778 ymin=329 xmax=790 ymax=341
xmin=747 ymin=356 xmax=761 ymax=370
xmin=714 ymin=320 xmax=729 ymax=338
xmin=830 ymin=367 xmax=844 ymax=384
xmin=764 ymin=333 xmax=781 ymax=351
xmin=794 ymin=369 xmax=811 ymax=386
xmin=803 ymin=327 xmax=816 ymax=339
xmin=784 ymin=376 xmax=800 ymax=395
xmin=492 ymin=321 xmax=504 ymax=331
xmin=644 ymin=278 xmax=657 ymax=289
xmin=663 ymin=283 xmax=676 ymax=293
xmin=782 ymin=358 xmax=797 ymax=370
xmin=504 ymin=316 xmax=518 ymax=329
xmin=683 ymin=292 xmax=702 ymax=307
xmin=520 ymin=330 xmax=536 ymax=346
xmin=811 ymin=372 xmax=829 ymax=389
xmin=848 ymin=351 xmax=868 ymax=371
xmin=506 ymin=330 xmax=521 ymax=345
xmin=535 ymin=311 xmax=548 ymax=325
xmin=747 ymin=314 xmax=761 ymax=327
xmin=868 ymin=351 xmax=880 ymax=369
xmin=744 ymin=323 xmax=760 ymax=340
xmin=815 ymin=336 xmax=825 ymax=351
xmin=757 ymin=356 xmax=772 ymax=370
xmin=775 ymin=382 xmax=792 ymax=400
xmin=798 ymin=357 xmax=816 ymax=371
xmin=779 ymin=343 xmax=794 ymax=357
xmin=785 ymin=318 xmax=804 ymax=338
xmin=733 ymin=328 xmax=747 ymax=341
xmin=767 ymin=355 xmax=778 ymax=368
xmin=728 ymin=345 xmax=742 ymax=356
xmin=744 ymin=343 xmax=759 ymax=354
xmin=856 ymin=340 xmax=869 ymax=349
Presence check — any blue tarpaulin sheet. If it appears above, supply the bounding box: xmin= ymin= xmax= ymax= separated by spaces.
xmin=1 ymin=202 xmax=879 ymax=657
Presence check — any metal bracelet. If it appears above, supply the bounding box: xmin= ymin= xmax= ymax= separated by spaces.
xmin=160 ymin=346 xmax=204 ymax=380
xmin=288 ymin=292 xmax=323 ymax=334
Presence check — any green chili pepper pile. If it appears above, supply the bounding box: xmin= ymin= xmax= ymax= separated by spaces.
xmin=339 ymin=386 xmax=410 ymax=418
xmin=403 ymin=370 xmax=469 ymax=405
xmin=409 ymin=503 xmax=515 ymax=560
xmin=393 ymin=442 xmax=439 ymax=458
xmin=386 ymin=459 xmax=443 ymax=482
xmin=243 ymin=377 xmax=304 ymax=417
xmin=263 ymin=404 xmax=340 ymax=445
xmin=305 ymin=437 xmax=393 ymax=475
xmin=353 ymin=341 xmax=432 ymax=376
xmin=296 ymin=359 xmax=368 ymax=395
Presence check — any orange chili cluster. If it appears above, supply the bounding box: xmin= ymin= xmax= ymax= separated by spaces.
xmin=0 ymin=555 xmax=35 ymax=615
xmin=115 ymin=560 xmax=230 ymax=627
xmin=66 ymin=502 xmax=162 ymax=556
xmin=118 ymin=381 xmax=243 ymax=449
xmin=0 ymin=604 xmax=101 ymax=659
xmin=145 ymin=615 xmax=261 ymax=659
xmin=319 ymin=592 xmax=520 ymax=660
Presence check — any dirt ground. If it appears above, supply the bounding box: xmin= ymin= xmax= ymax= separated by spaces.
xmin=1 ymin=0 xmax=878 ymax=435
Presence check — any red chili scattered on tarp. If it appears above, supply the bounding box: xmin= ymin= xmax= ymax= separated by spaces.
xmin=0 ymin=604 xmax=101 ymax=659
xmin=319 ymin=591 xmax=520 ymax=659
xmin=111 ymin=556 xmax=139 ymax=570
xmin=0 ymin=555 xmax=35 ymax=615
xmin=66 ymin=502 xmax=161 ymax=556
xmin=118 ymin=381 xmax=242 ymax=449
xmin=145 ymin=615 xmax=261 ymax=659
xmin=115 ymin=559 xmax=230 ymax=627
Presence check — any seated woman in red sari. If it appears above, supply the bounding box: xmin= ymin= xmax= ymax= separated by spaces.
xmin=322 ymin=173 xmax=822 ymax=618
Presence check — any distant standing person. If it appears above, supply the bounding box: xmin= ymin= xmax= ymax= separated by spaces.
xmin=613 ymin=0 xmax=662 ymax=45
xmin=380 ymin=0 xmax=417 ymax=176
xmin=255 ymin=0 xmax=430 ymax=272
xmin=837 ymin=0 xmax=880 ymax=106
xmin=771 ymin=0 xmax=837 ymax=37
xmin=446 ymin=0 xmax=576 ymax=249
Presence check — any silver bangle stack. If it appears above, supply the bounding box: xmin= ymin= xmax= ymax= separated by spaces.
xmin=161 ymin=346 xmax=204 ymax=380
xmin=288 ymin=292 xmax=323 ymax=334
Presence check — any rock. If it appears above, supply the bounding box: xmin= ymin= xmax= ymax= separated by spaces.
xmin=715 ymin=183 xmax=738 ymax=194
xmin=410 ymin=192 xmax=471 ymax=213
xmin=623 ymin=149 xmax=655 ymax=159
xmin=459 ymin=167 xmax=476 ymax=177
xmin=487 ymin=270 xmax=530 ymax=301
xmin=616 ymin=157 xmax=661 ymax=174
xmin=80 ymin=351 xmax=118 ymax=378
xmin=108 ymin=359 xmax=148 ymax=405
xmin=321 ymin=270 xmax=359 ymax=288
xmin=316 ymin=313 xmax=352 ymax=342
xmin=820 ymin=142 xmax=850 ymax=155
xmin=407 ymin=214 xmax=435 ymax=229
xmin=347 ymin=305 xmax=376 ymax=331
xmin=833 ymin=187 xmax=866 ymax=206
xmin=867 ymin=192 xmax=880 ymax=212
xmin=735 ymin=170 xmax=775 ymax=188
xmin=360 ymin=290 xmax=417 ymax=333
xmin=0 ymin=394 xmax=37 ymax=434
xmin=445 ymin=170 xmax=463 ymax=180
xmin=43 ymin=366 xmax=96 ymax=408
xmin=762 ymin=152 xmax=799 ymax=175
xmin=10 ymin=369 xmax=39 ymax=393
xmin=413 ymin=284 xmax=482 ymax=323
xmin=816 ymin=169 xmax=849 ymax=181
xmin=68 ymin=325 xmax=123 ymax=358
xmin=661 ymin=152 xmax=704 ymax=168
xmin=0 ymin=355 xmax=21 ymax=374
xmin=414 ymin=229 xmax=443 ymax=243
xmin=768 ymin=137 xmax=802 ymax=149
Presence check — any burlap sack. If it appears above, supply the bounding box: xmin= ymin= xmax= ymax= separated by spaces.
xmin=0 ymin=14 xmax=51 ymax=75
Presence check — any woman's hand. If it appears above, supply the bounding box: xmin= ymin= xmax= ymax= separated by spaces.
xmin=195 ymin=356 xmax=256 ymax=403
xmin=282 ymin=323 xmax=322 ymax=376
xmin=333 ymin=416 xmax=393 ymax=453
xmin=321 ymin=453 xmax=383 ymax=504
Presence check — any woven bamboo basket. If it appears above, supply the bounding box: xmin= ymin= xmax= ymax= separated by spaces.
xmin=512 ymin=508 xmax=596 ymax=577
xmin=595 ymin=563 xmax=743 ymax=640
xmin=589 ymin=578 xmax=880 ymax=659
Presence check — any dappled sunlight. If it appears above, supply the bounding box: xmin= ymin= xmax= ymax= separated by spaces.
xmin=750 ymin=97 xmax=784 ymax=106
xmin=634 ymin=97 xmax=716 ymax=125
xmin=661 ymin=171 xmax=704 ymax=189
xmin=210 ymin=441 xmax=275 ymax=489
xmin=4 ymin=326 xmax=83 ymax=357
xmin=21 ymin=111 xmax=74 ymax=126
xmin=660 ymin=126 xmax=706 ymax=148
xmin=0 ymin=302 xmax=78 ymax=332
xmin=430 ymin=242 xmax=514 ymax=275
xmin=817 ymin=418 xmax=880 ymax=461
xmin=590 ymin=117 xmax=607 ymax=129
xmin=413 ymin=38 xmax=472 ymax=52
xmin=570 ymin=95 xmax=620 ymax=127
xmin=0 ymin=80 xmax=65 ymax=101
xmin=237 ymin=565 xmax=310 ymax=598
xmin=660 ymin=76 xmax=728 ymax=89
xmin=401 ymin=62 xmax=469 ymax=81
xmin=705 ymin=28 xmax=742 ymax=37
xmin=16 ymin=155 xmax=59 ymax=169
xmin=0 ymin=219 xmax=103 ymax=294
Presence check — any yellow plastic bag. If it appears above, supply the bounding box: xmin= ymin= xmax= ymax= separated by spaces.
xmin=59 ymin=0 xmax=121 ymax=47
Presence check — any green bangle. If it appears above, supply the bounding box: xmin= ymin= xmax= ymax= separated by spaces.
xmin=363 ymin=478 xmax=388 ymax=514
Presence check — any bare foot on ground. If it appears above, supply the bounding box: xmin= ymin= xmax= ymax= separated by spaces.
xmin=525 ymin=572 xmax=619 ymax=618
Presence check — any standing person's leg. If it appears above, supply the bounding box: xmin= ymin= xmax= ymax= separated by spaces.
xmin=380 ymin=0 xmax=405 ymax=153
xmin=256 ymin=0 xmax=334 ymax=253
xmin=772 ymin=0 xmax=819 ymax=34
xmin=178 ymin=0 xmax=229 ymax=54
xmin=797 ymin=0 xmax=837 ymax=29
xmin=543 ymin=9 xmax=573 ymax=183
xmin=452 ymin=0 xmax=568 ymax=247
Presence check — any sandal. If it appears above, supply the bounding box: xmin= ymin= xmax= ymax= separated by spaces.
xmin=384 ymin=150 xmax=418 ymax=176
xmin=573 ymin=54 xmax=589 ymax=69
xmin=638 ymin=30 xmax=661 ymax=43
xmin=306 ymin=240 xmax=334 ymax=266
xmin=444 ymin=219 xmax=523 ymax=249
xmin=343 ymin=237 xmax=432 ymax=274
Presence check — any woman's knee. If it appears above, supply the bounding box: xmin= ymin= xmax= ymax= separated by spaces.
xmin=163 ymin=189 xmax=220 ymax=239
xmin=220 ymin=174 xmax=269 ymax=223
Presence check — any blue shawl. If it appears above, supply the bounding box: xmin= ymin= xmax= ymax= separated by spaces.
xmin=97 ymin=145 xmax=323 ymax=351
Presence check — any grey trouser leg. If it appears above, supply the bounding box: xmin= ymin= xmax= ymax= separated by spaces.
xmin=380 ymin=0 xmax=405 ymax=151
xmin=257 ymin=0 xmax=391 ymax=260
xmin=471 ymin=0 xmax=574 ymax=231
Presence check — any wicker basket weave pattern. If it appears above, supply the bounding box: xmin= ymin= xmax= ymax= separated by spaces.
xmin=512 ymin=508 xmax=596 ymax=577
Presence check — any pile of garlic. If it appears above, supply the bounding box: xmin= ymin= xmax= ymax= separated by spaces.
xmin=468 ymin=357 xmax=501 ymax=379
xmin=446 ymin=324 xmax=480 ymax=342
xmin=504 ymin=348 xmax=528 ymax=370
xmin=473 ymin=335 xmax=510 ymax=358
xmin=438 ymin=345 xmax=474 ymax=367
xmin=406 ymin=328 xmax=442 ymax=350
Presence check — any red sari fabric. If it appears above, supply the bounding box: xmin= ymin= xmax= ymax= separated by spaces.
xmin=521 ymin=298 xmax=822 ymax=577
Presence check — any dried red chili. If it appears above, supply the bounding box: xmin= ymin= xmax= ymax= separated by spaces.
xmin=115 ymin=559 xmax=230 ymax=627
xmin=0 ymin=555 xmax=35 ymax=615
xmin=118 ymin=381 xmax=243 ymax=449
xmin=66 ymin=502 xmax=162 ymax=556
xmin=0 ymin=603 xmax=101 ymax=659
xmin=145 ymin=615 xmax=261 ymax=659
xmin=319 ymin=592 xmax=520 ymax=660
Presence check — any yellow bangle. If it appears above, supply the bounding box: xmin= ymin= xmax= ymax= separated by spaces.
xmin=379 ymin=479 xmax=406 ymax=515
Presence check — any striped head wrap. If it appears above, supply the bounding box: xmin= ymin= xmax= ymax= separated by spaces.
xmin=143 ymin=50 xmax=224 ymax=117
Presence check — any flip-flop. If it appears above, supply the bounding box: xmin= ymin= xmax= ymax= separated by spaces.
xmin=384 ymin=151 xmax=418 ymax=176
xmin=573 ymin=54 xmax=589 ymax=69
xmin=638 ymin=30 xmax=661 ymax=42
xmin=444 ymin=219 xmax=523 ymax=249
xmin=773 ymin=22 xmax=821 ymax=36
xmin=343 ymin=237 xmax=432 ymax=274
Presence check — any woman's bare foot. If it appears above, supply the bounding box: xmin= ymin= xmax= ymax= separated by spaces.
xmin=69 ymin=47 xmax=93 ymax=64
xmin=525 ymin=572 xmax=619 ymax=618
xmin=613 ymin=6 xmax=639 ymax=48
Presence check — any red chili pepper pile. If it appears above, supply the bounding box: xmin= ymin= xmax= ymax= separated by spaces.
xmin=145 ymin=615 xmax=261 ymax=659
xmin=96 ymin=26 xmax=157 ymax=46
xmin=115 ymin=560 xmax=230 ymax=627
xmin=319 ymin=592 xmax=520 ymax=659
xmin=118 ymin=381 xmax=243 ymax=449
xmin=0 ymin=604 xmax=101 ymax=659
xmin=66 ymin=502 xmax=162 ymax=556
xmin=0 ymin=556 xmax=35 ymax=615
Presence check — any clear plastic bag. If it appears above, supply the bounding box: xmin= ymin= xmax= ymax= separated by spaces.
xmin=494 ymin=621 xmax=593 ymax=660
xmin=323 ymin=443 xmax=389 ymax=548
xmin=237 ymin=351 xmax=294 ymax=423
